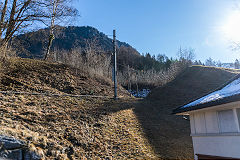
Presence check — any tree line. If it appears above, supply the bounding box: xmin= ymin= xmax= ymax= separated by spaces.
xmin=200 ymin=57 xmax=240 ymax=69
xmin=3 ymin=1 xmax=239 ymax=90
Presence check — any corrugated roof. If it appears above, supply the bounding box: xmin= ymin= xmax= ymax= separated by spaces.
xmin=173 ymin=74 xmax=240 ymax=114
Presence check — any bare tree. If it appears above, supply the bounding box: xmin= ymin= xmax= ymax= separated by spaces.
xmin=43 ymin=0 xmax=78 ymax=60
xmin=177 ymin=47 xmax=195 ymax=65
xmin=53 ymin=38 xmax=112 ymax=78
xmin=0 ymin=0 xmax=78 ymax=58
xmin=216 ymin=60 xmax=222 ymax=67
xmin=234 ymin=59 xmax=240 ymax=69
xmin=82 ymin=38 xmax=112 ymax=76
xmin=0 ymin=0 xmax=51 ymax=56
xmin=205 ymin=57 xmax=216 ymax=66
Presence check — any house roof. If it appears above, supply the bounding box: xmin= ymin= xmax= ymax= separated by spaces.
xmin=172 ymin=74 xmax=240 ymax=114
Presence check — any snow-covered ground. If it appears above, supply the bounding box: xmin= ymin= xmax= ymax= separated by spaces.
xmin=182 ymin=76 xmax=240 ymax=108
xmin=128 ymin=89 xmax=151 ymax=98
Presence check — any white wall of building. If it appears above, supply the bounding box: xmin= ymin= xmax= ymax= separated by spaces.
xmin=193 ymin=135 xmax=240 ymax=159
xmin=218 ymin=109 xmax=238 ymax=133
xmin=189 ymin=103 xmax=240 ymax=159
xmin=205 ymin=111 xmax=219 ymax=133
xmin=194 ymin=112 xmax=206 ymax=133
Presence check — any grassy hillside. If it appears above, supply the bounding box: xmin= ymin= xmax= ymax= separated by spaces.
xmin=1 ymin=61 xmax=238 ymax=159
xmin=139 ymin=65 xmax=239 ymax=159
xmin=0 ymin=57 xmax=129 ymax=97
xmin=148 ymin=65 xmax=239 ymax=102
xmin=0 ymin=58 xmax=157 ymax=159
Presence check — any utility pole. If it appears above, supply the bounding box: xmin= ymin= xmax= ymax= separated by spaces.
xmin=136 ymin=70 xmax=139 ymax=97
xmin=127 ymin=65 xmax=130 ymax=91
xmin=127 ymin=65 xmax=131 ymax=96
xmin=113 ymin=30 xmax=117 ymax=100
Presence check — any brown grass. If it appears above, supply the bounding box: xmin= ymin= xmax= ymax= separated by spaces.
xmin=0 ymin=58 xmax=157 ymax=159
xmin=148 ymin=65 xmax=239 ymax=104
xmin=0 ymin=57 xmax=128 ymax=97
xmin=0 ymin=59 xmax=237 ymax=160
xmin=0 ymin=95 xmax=158 ymax=159
xmin=140 ymin=65 xmax=240 ymax=159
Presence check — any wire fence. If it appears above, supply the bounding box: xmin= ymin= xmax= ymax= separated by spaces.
xmin=0 ymin=91 xmax=113 ymax=99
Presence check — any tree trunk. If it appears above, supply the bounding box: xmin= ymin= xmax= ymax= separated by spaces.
xmin=6 ymin=0 xmax=17 ymax=37
xmin=44 ymin=0 xmax=56 ymax=60
xmin=0 ymin=0 xmax=8 ymax=38
xmin=44 ymin=34 xmax=54 ymax=60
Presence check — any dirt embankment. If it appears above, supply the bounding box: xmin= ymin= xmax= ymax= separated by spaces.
xmin=138 ymin=65 xmax=239 ymax=159
xmin=0 ymin=58 xmax=158 ymax=159
xmin=0 ymin=60 xmax=238 ymax=159
xmin=0 ymin=58 xmax=129 ymax=97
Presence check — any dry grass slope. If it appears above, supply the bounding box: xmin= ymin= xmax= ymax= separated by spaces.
xmin=139 ymin=65 xmax=239 ymax=159
xmin=148 ymin=65 xmax=240 ymax=103
xmin=0 ymin=95 xmax=157 ymax=159
xmin=0 ymin=60 xmax=238 ymax=160
xmin=0 ymin=58 xmax=157 ymax=159
xmin=0 ymin=57 xmax=129 ymax=96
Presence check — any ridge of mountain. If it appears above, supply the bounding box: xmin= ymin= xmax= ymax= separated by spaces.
xmin=12 ymin=26 xmax=135 ymax=59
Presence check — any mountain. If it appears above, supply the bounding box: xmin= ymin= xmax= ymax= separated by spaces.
xmin=11 ymin=26 xmax=174 ymax=77
xmin=12 ymin=26 xmax=134 ymax=59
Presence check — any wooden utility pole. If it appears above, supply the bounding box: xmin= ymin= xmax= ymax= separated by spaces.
xmin=113 ymin=30 xmax=117 ymax=100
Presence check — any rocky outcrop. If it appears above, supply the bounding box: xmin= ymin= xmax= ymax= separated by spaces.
xmin=0 ymin=135 xmax=41 ymax=160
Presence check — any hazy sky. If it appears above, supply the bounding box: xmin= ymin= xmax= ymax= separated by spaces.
xmin=74 ymin=0 xmax=240 ymax=63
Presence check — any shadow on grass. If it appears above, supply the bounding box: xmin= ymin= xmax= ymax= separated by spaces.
xmin=132 ymin=99 xmax=193 ymax=159
xmin=88 ymin=98 xmax=194 ymax=159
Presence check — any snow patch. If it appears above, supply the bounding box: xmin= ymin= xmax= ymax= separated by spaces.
xmin=182 ymin=77 xmax=240 ymax=108
xmin=128 ymin=89 xmax=151 ymax=98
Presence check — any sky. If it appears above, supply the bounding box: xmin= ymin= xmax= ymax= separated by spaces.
xmin=74 ymin=0 xmax=240 ymax=63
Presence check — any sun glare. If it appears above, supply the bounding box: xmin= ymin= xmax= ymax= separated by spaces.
xmin=221 ymin=11 xmax=240 ymax=42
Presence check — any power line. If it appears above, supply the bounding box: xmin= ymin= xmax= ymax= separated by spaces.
xmin=0 ymin=91 xmax=112 ymax=99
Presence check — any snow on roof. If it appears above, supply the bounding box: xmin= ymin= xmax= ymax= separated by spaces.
xmin=181 ymin=76 xmax=240 ymax=109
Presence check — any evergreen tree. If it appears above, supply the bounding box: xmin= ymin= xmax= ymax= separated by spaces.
xmin=234 ymin=59 xmax=240 ymax=69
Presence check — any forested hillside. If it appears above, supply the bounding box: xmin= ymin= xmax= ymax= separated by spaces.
xmin=12 ymin=26 xmax=176 ymax=71
xmin=12 ymin=26 xmax=130 ymax=59
xmin=12 ymin=26 xmax=183 ymax=89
